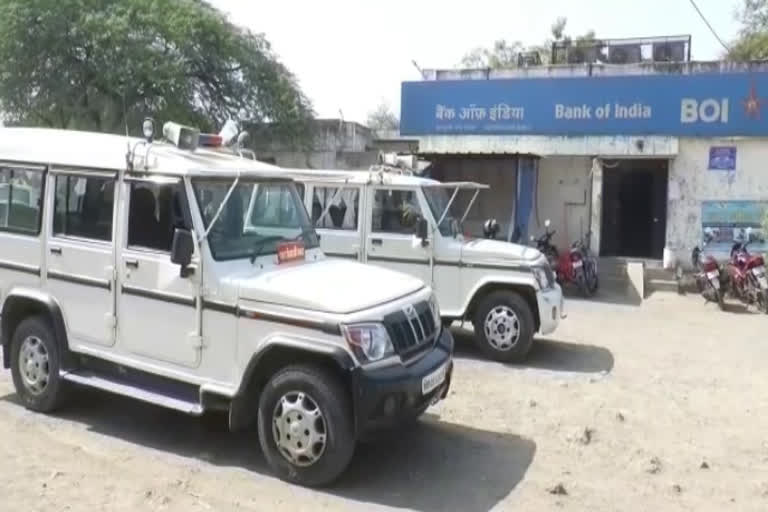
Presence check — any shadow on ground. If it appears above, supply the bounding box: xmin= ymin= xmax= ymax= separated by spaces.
xmin=452 ymin=327 xmax=615 ymax=374
xmin=563 ymin=286 xmax=641 ymax=307
xmin=1 ymin=391 xmax=535 ymax=512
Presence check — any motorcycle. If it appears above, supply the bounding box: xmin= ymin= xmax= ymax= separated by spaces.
xmin=533 ymin=220 xmax=598 ymax=297
xmin=691 ymin=233 xmax=725 ymax=310
xmin=727 ymin=239 xmax=768 ymax=313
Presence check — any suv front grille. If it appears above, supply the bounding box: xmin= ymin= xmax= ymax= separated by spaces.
xmin=383 ymin=301 xmax=437 ymax=358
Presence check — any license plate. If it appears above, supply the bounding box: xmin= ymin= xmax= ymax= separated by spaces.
xmin=706 ymin=270 xmax=719 ymax=279
xmin=422 ymin=363 xmax=447 ymax=395
xmin=710 ymin=278 xmax=720 ymax=289
xmin=572 ymin=260 xmax=583 ymax=268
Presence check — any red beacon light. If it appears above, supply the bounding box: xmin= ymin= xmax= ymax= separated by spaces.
xmin=198 ymin=133 xmax=223 ymax=147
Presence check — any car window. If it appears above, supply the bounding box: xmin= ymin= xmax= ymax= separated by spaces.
xmin=53 ymin=175 xmax=114 ymax=242
xmin=127 ymin=181 xmax=188 ymax=252
xmin=372 ymin=189 xmax=423 ymax=234
xmin=0 ymin=166 xmax=44 ymax=235
xmin=312 ymin=186 xmax=359 ymax=230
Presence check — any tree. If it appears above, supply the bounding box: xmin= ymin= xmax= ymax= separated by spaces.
xmin=460 ymin=17 xmax=597 ymax=68
xmin=728 ymin=0 xmax=768 ymax=60
xmin=0 ymin=0 xmax=313 ymax=142
xmin=366 ymin=101 xmax=399 ymax=131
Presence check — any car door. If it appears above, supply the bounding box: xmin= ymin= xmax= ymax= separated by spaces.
xmin=310 ymin=184 xmax=364 ymax=261
xmin=0 ymin=164 xmax=46 ymax=310
xmin=117 ymin=178 xmax=200 ymax=368
xmin=47 ymin=170 xmax=116 ymax=347
xmin=365 ymin=186 xmax=432 ymax=284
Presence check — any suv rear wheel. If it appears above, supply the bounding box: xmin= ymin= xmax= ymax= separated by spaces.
xmin=257 ymin=364 xmax=355 ymax=487
xmin=473 ymin=291 xmax=534 ymax=363
xmin=10 ymin=315 xmax=68 ymax=413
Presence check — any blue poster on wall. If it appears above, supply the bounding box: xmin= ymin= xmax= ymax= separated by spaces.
xmin=401 ymin=71 xmax=768 ymax=136
xmin=708 ymin=146 xmax=737 ymax=170
xmin=701 ymin=201 xmax=768 ymax=255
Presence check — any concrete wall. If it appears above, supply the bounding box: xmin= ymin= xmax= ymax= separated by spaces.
xmin=535 ymin=157 xmax=593 ymax=249
xmin=666 ymin=137 xmax=768 ymax=266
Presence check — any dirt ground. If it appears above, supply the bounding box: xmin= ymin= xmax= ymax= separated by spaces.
xmin=2 ymin=291 xmax=768 ymax=511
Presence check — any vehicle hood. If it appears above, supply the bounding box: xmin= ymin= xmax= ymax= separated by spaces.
xmin=461 ymin=238 xmax=544 ymax=266
xmin=236 ymin=259 xmax=425 ymax=314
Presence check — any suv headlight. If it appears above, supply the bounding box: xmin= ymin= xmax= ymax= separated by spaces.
xmin=429 ymin=293 xmax=441 ymax=331
xmin=341 ymin=323 xmax=394 ymax=362
xmin=532 ymin=266 xmax=550 ymax=290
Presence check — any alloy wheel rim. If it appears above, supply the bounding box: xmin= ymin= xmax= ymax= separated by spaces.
xmin=18 ymin=336 xmax=49 ymax=395
xmin=272 ymin=391 xmax=327 ymax=467
xmin=484 ymin=305 xmax=521 ymax=351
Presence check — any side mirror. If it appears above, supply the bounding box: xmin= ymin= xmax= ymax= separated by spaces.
xmin=416 ymin=217 xmax=429 ymax=244
xmin=171 ymin=228 xmax=194 ymax=277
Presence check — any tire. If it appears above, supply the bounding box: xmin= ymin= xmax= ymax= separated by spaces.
xmin=586 ymin=262 xmax=599 ymax=294
xmin=759 ymin=290 xmax=768 ymax=314
xmin=716 ymin=290 xmax=726 ymax=311
xmin=9 ymin=315 xmax=68 ymax=413
xmin=473 ymin=291 xmax=535 ymax=363
xmin=257 ymin=364 xmax=355 ymax=487
xmin=576 ymin=270 xmax=590 ymax=297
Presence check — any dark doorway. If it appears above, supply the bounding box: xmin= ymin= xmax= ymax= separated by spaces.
xmin=600 ymin=159 xmax=668 ymax=259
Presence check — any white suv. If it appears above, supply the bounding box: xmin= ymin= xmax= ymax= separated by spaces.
xmin=293 ymin=168 xmax=564 ymax=362
xmin=0 ymin=126 xmax=453 ymax=487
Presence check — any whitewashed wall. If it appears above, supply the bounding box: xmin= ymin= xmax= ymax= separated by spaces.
xmin=667 ymin=137 xmax=768 ymax=265
xmin=535 ymin=157 xmax=592 ymax=249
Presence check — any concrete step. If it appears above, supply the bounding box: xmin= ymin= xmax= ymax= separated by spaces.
xmin=647 ymin=278 xmax=680 ymax=294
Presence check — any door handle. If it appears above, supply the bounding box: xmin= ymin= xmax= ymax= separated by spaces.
xmin=125 ymin=259 xmax=139 ymax=269
xmin=371 ymin=238 xmax=383 ymax=246
xmin=49 ymin=247 xmax=62 ymax=255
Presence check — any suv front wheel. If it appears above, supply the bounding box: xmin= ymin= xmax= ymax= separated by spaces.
xmin=473 ymin=291 xmax=534 ymax=363
xmin=257 ymin=364 xmax=355 ymax=487
xmin=10 ymin=315 xmax=68 ymax=413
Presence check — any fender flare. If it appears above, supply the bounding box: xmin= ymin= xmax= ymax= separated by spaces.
xmin=228 ymin=336 xmax=355 ymax=431
xmin=460 ymin=275 xmax=539 ymax=317
xmin=1 ymin=287 xmax=72 ymax=370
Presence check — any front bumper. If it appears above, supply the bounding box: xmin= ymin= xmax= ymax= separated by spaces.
xmin=351 ymin=328 xmax=454 ymax=437
xmin=537 ymin=283 xmax=564 ymax=335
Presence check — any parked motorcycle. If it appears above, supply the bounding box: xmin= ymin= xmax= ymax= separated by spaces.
xmin=533 ymin=220 xmax=598 ymax=297
xmin=726 ymin=239 xmax=768 ymax=313
xmin=691 ymin=233 xmax=725 ymax=310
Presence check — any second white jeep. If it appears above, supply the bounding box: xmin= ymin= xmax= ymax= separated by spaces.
xmin=292 ymin=167 xmax=565 ymax=362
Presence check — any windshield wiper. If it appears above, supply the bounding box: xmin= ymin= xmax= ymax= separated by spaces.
xmin=250 ymin=235 xmax=286 ymax=263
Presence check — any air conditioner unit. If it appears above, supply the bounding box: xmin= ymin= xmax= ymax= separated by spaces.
xmin=608 ymin=44 xmax=642 ymax=64
xmin=653 ymin=42 xmax=686 ymax=62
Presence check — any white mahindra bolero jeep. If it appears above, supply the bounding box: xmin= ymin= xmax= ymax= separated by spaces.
xmin=294 ymin=167 xmax=564 ymax=363
xmin=0 ymin=125 xmax=453 ymax=487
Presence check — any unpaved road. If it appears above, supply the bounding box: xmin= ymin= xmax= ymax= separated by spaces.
xmin=2 ymin=292 xmax=768 ymax=511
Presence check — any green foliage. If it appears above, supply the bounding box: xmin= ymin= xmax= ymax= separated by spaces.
xmin=460 ymin=17 xmax=596 ymax=69
xmin=0 ymin=0 xmax=313 ymax=142
xmin=728 ymin=0 xmax=768 ymax=60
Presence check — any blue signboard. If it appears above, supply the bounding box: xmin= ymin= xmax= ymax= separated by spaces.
xmin=708 ymin=146 xmax=737 ymax=170
xmin=400 ymin=72 xmax=768 ymax=136
xmin=701 ymin=201 xmax=768 ymax=255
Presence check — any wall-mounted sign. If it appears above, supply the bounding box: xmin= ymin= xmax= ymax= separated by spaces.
xmin=401 ymin=72 xmax=768 ymax=136
xmin=701 ymin=201 xmax=767 ymax=254
xmin=708 ymin=146 xmax=737 ymax=171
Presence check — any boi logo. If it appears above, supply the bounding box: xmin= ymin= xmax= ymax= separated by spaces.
xmin=680 ymin=98 xmax=729 ymax=124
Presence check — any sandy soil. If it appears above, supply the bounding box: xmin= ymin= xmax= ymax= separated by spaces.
xmin=2 ymin=291 xmax=768 ymax=512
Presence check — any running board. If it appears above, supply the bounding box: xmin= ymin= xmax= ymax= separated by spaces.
xmin=60 ymin=370 xmax=204 ymax=415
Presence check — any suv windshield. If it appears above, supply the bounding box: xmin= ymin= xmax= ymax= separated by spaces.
xmin=423 ymin=186 xmax=472 ymax=237
xmin=193 ymin=179 xmax=318 ymax=261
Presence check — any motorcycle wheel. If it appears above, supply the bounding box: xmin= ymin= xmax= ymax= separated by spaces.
xmin=576 ymin=272 xmax=590 ymax=298
xmin=759 ymin=290 xmax=768 ymax=314
xmin=584 ymin=264 xmax=598 ymax=297
xmin=716 ymin=290 xmax=726 ymax=311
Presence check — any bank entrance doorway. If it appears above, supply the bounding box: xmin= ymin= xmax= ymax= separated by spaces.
xmin=600 ymin=159 xmax=668 ymax=259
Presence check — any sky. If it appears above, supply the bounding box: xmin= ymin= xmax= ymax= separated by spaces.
xmin=209 ymin=0 xmax=743 ymax=125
